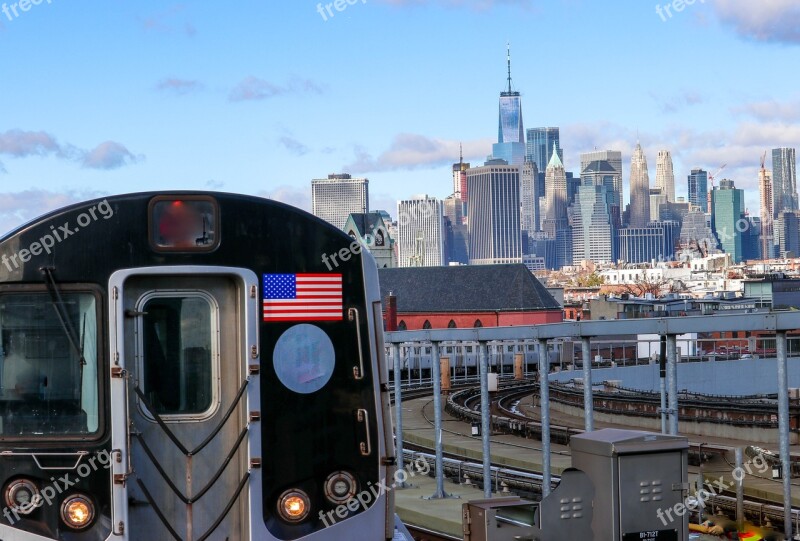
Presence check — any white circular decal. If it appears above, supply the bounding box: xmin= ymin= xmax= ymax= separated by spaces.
xmin=273 ymin=324 xmax=336 ymax=394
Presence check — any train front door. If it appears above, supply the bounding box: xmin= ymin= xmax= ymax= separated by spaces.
xmin=109 ymin=268 xmax=259 ymax=541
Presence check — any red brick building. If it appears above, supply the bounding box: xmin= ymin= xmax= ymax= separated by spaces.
xmin=379 ymin=264 xmax=563 ymax=330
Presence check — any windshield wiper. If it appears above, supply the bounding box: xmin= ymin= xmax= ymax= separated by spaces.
xmin=40 ymin=266 xmax=86 ymax=366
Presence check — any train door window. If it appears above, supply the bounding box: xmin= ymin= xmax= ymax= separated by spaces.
xmin=138 ymin=291 xmax=219 ymax=420
xmin=0 ymin=290 xmax=101 ymax=438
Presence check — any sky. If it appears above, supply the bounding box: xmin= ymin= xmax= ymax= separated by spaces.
xmin=1 ymin=0 xmax=800 ymax=235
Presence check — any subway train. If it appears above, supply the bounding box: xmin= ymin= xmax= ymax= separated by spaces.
xmin=0 ymin=192 xmax=398 ymax=540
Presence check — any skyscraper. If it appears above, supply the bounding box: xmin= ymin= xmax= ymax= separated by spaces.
xmin=542 ymin=143 xmax=568 ymax=237
xmin=491 ymin=46 xmax=525 ymax=166
xmin=520 ymin=160 xmax=540 ymax=237
xmin=311 ymin=174 xmax=369 ymax=230
xmin=772 ymin=147 xmax=798 ymax=217
xmin=628 ymin=142 xmax=651 ymax=228
xmin=711 ymin=179 xmax=746 ymax=263
xmin=619 ymin=222 xmax=679 ymax=264
xmin=655 ymin=150 xmax=675 ymax=202
xmin=687 ymin=169 xmax=709 ymax=213
xmin=680 ymin=208 xmax=719 ymax=255
xmin=775 ymin=211 xmax=800 ymax=258
xmin=580 ymin=150 xmax=623 ymax=228
xmin=467 ymin=163 xmax=522 ymax=265
xmin=396 ymin=195 xmax=445 ymax=267
xmin=759 ymin=155 xmax=774 ymax=259
xmin=452 ymin=145 xmax=470 ymax=208
xmin=443 ymin=195 xmax=468 ymax=264
xmin=571 ymin=184 xmax=618 ymax=264
xmin=649 ymin=188 xmax=667 ymax=222
xmin=526 ymin=127 xmax=561 ymax=172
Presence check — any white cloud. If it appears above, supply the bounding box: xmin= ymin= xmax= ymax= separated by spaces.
xmin=278 ymin=136 xmax=310 ymax=156
xmin=81 ymin=141 xmax=142 ymax=170
xmin=344 ymin=134 xmax=493 ymax=173
xmin=713 ymin=0 xmax=800 ymax=43
xmin=0 ymin=129 xmax=142 ymax=172
xmin=376 ymin=0 xmax=534 ymax=10
xmin=0 ymin=189 xmax=108 ymax=237
xmin=733 ymin=98 xmax=800 ymax=121
xmin=155 ymin=78 xmax=204 ymax=95
xmin=229 ymin=76 xmax=324 ymax=102
xmin=257 ymin=185 xmax=311 ymax=212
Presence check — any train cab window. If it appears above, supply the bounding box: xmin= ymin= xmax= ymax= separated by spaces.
xmin=149 ymin=196 xmax=219 ymax=252
xmin=0 ymin=292 xmax=100 ymax=438
xmin=139 ymin=293 xmax=218 ymax=419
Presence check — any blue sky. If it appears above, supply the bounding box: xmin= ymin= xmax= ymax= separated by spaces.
xmin=1 ymin=0 xmax=799 ymax=234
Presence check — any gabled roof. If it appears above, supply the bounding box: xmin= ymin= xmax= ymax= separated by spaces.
xmin=379 ymin=264 xmax=561 ymax=313
xmin=346 ymin=212 xmax=386 ymax=239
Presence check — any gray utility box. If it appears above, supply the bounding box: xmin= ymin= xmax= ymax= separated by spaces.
xmin=571 ymin=429 xmax=689 ymax=541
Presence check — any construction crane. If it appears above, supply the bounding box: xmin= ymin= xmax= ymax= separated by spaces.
xmin=706 ymin=163 xmax=727 ymax=212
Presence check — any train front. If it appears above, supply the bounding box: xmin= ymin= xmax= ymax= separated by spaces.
xmin=0 ymin=192 xmax=398 ymax=541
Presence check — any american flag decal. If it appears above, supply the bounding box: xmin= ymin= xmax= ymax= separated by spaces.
xmin=262 ymin=273 xmax=343 ymax=322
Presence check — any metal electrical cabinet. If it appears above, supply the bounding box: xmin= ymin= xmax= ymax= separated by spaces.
xmin=571 ymin=429 xmax=689 ymax=541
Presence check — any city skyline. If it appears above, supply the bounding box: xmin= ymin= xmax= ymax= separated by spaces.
xmin=1 ymin=1 xmax=800 ymax=236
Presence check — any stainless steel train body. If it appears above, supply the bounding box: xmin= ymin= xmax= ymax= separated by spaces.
xmin=0 ymin=192 xmax=396 ymax=541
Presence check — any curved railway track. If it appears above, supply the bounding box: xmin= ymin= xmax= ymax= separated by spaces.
xmin=439 ymin=383 xmax=800 ymax=528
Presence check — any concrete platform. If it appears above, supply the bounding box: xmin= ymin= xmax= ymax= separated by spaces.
xmin=394 ymin=475 xmax=481 ymax=538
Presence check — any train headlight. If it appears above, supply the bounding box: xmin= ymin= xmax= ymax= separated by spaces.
xmin=278 ymin=489 xmax=310 ymax=523
xmin=4 ymin=479 xmax=39 ymax=515
xmin=60 ymin=495 xmax=95 ymax=530
xmin=324 ymin=471 xmax=358 ymax=505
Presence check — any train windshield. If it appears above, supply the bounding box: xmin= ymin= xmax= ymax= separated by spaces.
xmin=0 ymin=292 xmax=100 ymax=437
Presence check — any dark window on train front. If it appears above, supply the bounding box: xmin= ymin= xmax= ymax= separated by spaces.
xmin=141 ymin=295 xmax=216 ymax=417
xmin=0 ymin=292 xmax=100 ymax=437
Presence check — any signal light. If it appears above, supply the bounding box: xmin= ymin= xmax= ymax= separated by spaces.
xmin=278 ymin=489 xmax=310 ymax=523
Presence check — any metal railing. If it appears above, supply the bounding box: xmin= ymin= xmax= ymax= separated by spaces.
xmin=385 ymin=311 xmax=800 ymax=539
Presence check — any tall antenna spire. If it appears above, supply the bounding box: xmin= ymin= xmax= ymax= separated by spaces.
xmin=506 ymin=42 xmax=512 ymax=94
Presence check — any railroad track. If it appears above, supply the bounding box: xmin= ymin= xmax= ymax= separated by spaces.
xmin=441 ymin=384 xmax=800 ymax=527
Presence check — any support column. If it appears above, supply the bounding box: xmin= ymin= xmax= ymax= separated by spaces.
xmin=776 ymin=332 xmax=792 ymax=539
xmin=479 ymin=341 xmax=492 ymax=498
xmin=667 ymin=335 xmax=679 ymax=435
xmin=735 ymin=447 xmax=744 ymax=530
xmin=429 ymin=342 xmax=447 ymax=499
xmin=538 ymin=339 xmax=551 ymax=497
xmin=582 ymin=337 xmax=593 ymax=432
xmin=391 ymin=343 xmax=405 ymax=487
xmin=659 ymin=336 xmax=667 ymax=434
